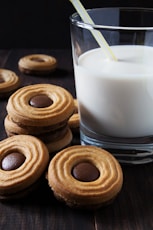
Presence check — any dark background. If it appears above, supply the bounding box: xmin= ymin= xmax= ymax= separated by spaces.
xmin=0 ymin=0 xmax=153 ymax=49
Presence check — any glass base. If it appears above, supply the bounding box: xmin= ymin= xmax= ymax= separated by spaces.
xmin=80 ymin=126 xmax=153 ymax=164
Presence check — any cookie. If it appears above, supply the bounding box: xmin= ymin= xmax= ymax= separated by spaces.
xmin=6 ymin=84 xmax=74 ymax=126
xmin=46 ymin=128 xmax=72 ymax=153
xmin=5 ymin=84 xmax=74 ymax=153
xmin=0 ymin=69 xmax=20 ymax=97
xmin=0 ymin=135 xmax=49 ymax=200
xmin=47 ymin=145 xmax=123 ymax=209
xmin=5 ymin=116 xmax=73 ymax=154
xmin=68 ymin=99 xmax=80 ymax=133
xmin=18 ymin=54 xmax=57 ymax=75
xmin=4 ymin=114 xmax=67 ymax=136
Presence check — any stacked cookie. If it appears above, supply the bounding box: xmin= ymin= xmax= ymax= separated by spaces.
xmin=4 ymin=84 xmax=75 ymax=154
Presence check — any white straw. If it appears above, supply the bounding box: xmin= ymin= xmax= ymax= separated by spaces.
xmin=69 ymin=0 xmax=117 ymax=61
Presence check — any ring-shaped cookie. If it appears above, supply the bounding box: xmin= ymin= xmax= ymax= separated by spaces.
xmin=46 ymin=128 xmax=72 ymax=153
xmin=18 ymin=54 xmax=57 ymax=74
xmin=68 ymin=114 xmax=80 ymax=131
xmin=0 ymin=69 xmax=20 ymax=93
xmin=68 ymin=99 xmax=80 ymax=131
xmin=0 ymin=135 xmax=49 ymax=197
xmin=48 ymin=145 xmax=123 ymax=209
xmin=6 ymin=84 xmax=74 ymax=126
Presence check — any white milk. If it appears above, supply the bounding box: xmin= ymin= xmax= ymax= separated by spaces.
xmin=74 ymin=45 xmax=153 ymax=138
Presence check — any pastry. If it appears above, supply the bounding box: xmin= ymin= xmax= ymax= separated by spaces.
xmin=0 ymin=135 xmax=49 ymax=200
xmin=0 ymin=68 xmax=20 ymax=97
xmin=18 ymin=54 xmax=57 ymax=75
xmin=47 ymin=145 xmax=123 ymax=209
xmin=5 ymin=84 xmax=74 ymax=153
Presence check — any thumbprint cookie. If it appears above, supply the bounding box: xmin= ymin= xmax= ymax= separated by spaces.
xmin=5 ymin=84 xmax=74 ymax=153
xmin=0 ymin=69 xmax=20 ymax=97
xmin=18 ymin=54 xmax=57 ymax=75
xmin=0 ymin=135 xmax=49 ymax=200
xmin=47 ymin=145 xmax=123 ymax=209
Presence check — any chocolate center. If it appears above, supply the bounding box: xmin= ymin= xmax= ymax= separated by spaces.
xmin=1 ymin=152 xmax=26 ymax=171
xmin=29 ymin=94 xmax=53 ymax=108
xmin=72 ymin=162 xmax=100 ymax=182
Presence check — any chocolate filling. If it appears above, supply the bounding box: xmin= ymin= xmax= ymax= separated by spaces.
xmin=29 ymin=94 xmax=53 ymax=108
xmin=72 ymin=161 xmax=100 ymax=182
xmin=1 ymin=152 xmax=26 ymax=171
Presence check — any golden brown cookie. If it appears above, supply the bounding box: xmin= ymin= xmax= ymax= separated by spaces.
xmin=47 ymin=145 xmax=123 ymax=209
xmin=6 ymin=84 xmax=74 ymax=126
xmin=46 ymin=128 xmax=72 ymax=153
xmin=0 ymin=69 xmax=20 ymax=97
xmin=18 ymin=54 xmax=57 ymax=75
xmin=5 ymin=116 xmax=73 ymax=154
xmin=68 ymin=99 xmax=80 ymax=133
xmin=5 ymin=84 xmax=74 ymax=153
xmin=0 ymin=135 xmax=49 ymax=200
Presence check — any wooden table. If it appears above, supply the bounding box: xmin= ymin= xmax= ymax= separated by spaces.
xmin=0 ymin=49 xmax=153 ymax=230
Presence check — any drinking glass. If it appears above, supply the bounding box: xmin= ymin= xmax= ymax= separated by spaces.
xmin=70 ymin=8 xmax=153 ymax=164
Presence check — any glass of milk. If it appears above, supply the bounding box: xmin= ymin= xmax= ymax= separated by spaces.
xmin=70 ymin=8 xmax=153 ymax=164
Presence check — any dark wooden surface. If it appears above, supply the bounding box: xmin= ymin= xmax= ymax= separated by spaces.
xmin=0 ymin=49 xmax=153 ymax=230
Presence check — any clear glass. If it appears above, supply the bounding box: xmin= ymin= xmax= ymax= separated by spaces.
xmin=70 ymin=8 xmax=153 ymax=164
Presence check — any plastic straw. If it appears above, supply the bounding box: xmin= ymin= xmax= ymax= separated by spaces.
xmin=69 ymin=0 xmax=117 ymax=61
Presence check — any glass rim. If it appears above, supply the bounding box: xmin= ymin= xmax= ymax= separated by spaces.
xmin=70 ymin=7 xmax=153 ymax=30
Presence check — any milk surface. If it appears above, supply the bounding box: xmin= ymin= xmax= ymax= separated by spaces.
xmin=74 ymin=45 xmax=153 ymax=138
